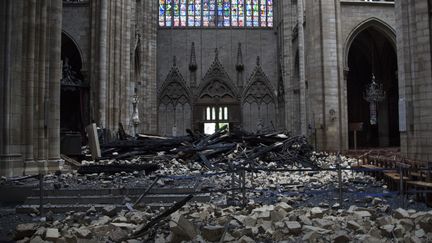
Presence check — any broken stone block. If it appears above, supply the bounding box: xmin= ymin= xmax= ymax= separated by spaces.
xmin=222 ymin=233 xmax=235 ymax=242
xmin=312 ymin=218 xmax=333 ymax=229
xmin=346 ymin=220 xmax=362 ymax=231
xmin=394 ymin=208 xmax=409 ymax=219
xmin=393 ymin=224 xmax=405 ymax=238
xmin=285 ymin=221 xmax=302 ymax=235
xmin=271 ymin=230 xmax=287 ymax=241
xmin=310 ymin=207 xmax=324 ymax=218
xmin=399 ymin=218 xmax=414 ymax=232
xmin=91 ymin=215 xmax=111 ymax=226
xmin=353 ymin=210 xmax=372 ymax=218
xmin=404 ymin=235 xmax=423 ymax=243
xmin=380 ymin=224 xmax=395 ymax=238
xmin=238 ymin=235 xmax=255 ymax=243
xmin=275 ymin=202 xmax=293 ymax=212
xmin=15 ymin=223 xmax=37 ymax=240
xmin=273 ymin=221 xmax=285 ymax=229
xmin=418 ymin=215 xmax=432 ymax=233
xmin=270 ymin=208 xmax=287 ymax=222
xmin=302 ymin=225 xmax=330 ymax=234
xmin=257 ymin=220 xmax=273 ymax=235
xmin=169 ymin=213 xmax=197 ymax=240
xmin=113 ymin=215 xmax=128 ymax=223
xmin=251 ymin=205 xmax=273 ymax=220
xmin=243 ymin=216 xmax=257 ymax=227
xmin=15 ymin=237 xmax=30 ymax=243
xmin=333 ymin=231 xmax=350 ymax=243
xmin=299 ymin=215 xmax=312 ymax=225
xmin=29 ymin=236 xmax=44 ymax=243
xmin=368 ymin=227 xmax=382 ymax=239
xmin=102 ymin=205 xmax=118 ymax=217
xmin=127 ymin=211 xmax=147 ymax=224
xmin=91 ymin=225 xmax=115 ymax=239
xmin=376 ymin=216 xmax=393 ymax=226
xmin=201 ymin=225 xmax=224 ymax=242
xmin=347 ymin=205 xmax=357 ymax=213
xmin=302 ymin=231 xmax=318 ymax=242
xmin=232 ymin=228 xmax=253 ymax=238
xmin=45 ymin=228 xmax=60 ymax=241
xmin=415 ymin=229 xmax=425 ymax=238
xmin=33 ymin=227 xmax=46 ymax=237
xmin=74 ymin=227 xmax=92 ymax=239
xmin=86 ymin=206 xmax=97 ymax=215
xmin=108 ymin=227 xmax=128 ymax=242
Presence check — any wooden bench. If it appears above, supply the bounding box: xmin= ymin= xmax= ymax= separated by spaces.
xmin=384 ymin=172 xmax=409 ymax=190
xmin=406 ymin=162 xmax=432 ymax=205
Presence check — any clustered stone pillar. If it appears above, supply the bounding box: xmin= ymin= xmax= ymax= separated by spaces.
xmin=90 ymin=0 xmax=135 ymax=136
xmin=0 ymin=0 xmax=63 ymax=176
xmin=137 ymin=0 xmax=158 ymax=134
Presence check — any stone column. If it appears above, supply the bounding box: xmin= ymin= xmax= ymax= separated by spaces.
xmin=36 ymin=0 xmax=48 ymax=165
xmin=0 ymin=0 xmax=24 ymax=177
xmin=24 ymin=0 xmax=37 ymax=165
xmin=98 ymin=0 xmax=108 ymax=128
xmin=297 ymin=0 xmax=307 ymax=136
xmin=139 ymin=0 xmax=158 ymax=134
xmin=47 ymin=0 xmax=63 ymax=171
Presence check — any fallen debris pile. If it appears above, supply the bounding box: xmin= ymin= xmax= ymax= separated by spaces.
xmin=93 ymin=127 xmax=318 ymax=171
xmin=13 ymin=199 xmax=432 ymax=242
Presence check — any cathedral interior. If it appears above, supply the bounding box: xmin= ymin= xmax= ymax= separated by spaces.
xmin=2 ymin=0 xmax=432 ymax=242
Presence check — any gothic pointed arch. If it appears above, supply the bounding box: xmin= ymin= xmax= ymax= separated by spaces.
xmin=193 ymin=49 xmax=241 ymax=134
xmin=158 ymin=61 xmax=192 ymax=136
xmin=242 ymin=58 xmax=277 ymax=132
xmin=197 ymin=49 xmax=239 ymax=101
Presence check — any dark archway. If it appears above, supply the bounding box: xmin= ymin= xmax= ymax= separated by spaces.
xmin=60 ymin=32 xmax=89 ymax=149
xmin=347 ymin=26 xmax=399 ymax=149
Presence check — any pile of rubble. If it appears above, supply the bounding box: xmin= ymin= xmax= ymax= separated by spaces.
xmin=94 ymin=127 xmax=317 ymax=171
xmin=7 ymin=129 xmax=432 ymax=242
xmin=13 ymin=199 xmax=432 ymax=242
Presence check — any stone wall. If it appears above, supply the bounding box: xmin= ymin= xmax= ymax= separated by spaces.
xmin=396 ymin=0 xmax=432 ymax=161
xmin=157 ymin=29 xmax=278 ymax=90
xmin=63 ymin=2 xmax=90 ymax=70
xmin=303 ymin=0 xmax=395 ymax=151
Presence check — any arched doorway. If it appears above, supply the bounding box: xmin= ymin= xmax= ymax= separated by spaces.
xmin=194 ymin=79 xmax=241 ymax=135
xmin=60 ymin=32 xmax=89 ymax=151
xmin=347 ymin=25 xmax=399 ymax=149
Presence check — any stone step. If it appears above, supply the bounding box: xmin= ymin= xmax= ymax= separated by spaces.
xmin=24 ymin=193 xmax=210 ymax=205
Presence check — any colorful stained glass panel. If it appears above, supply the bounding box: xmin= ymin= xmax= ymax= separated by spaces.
xmin=158 ymin=0 xmax=272 ymax=28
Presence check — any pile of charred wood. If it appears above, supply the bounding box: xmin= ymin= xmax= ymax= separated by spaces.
xmin=92 ymin=125 xmax=319 ymax=171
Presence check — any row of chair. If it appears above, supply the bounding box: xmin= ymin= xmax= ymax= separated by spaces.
xmin=353 ymin=154 xmax=432 ymax=206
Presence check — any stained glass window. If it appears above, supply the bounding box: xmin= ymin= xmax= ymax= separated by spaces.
xmin=173 ymin=0 xmax=180 ymax=26
xmin=159 ymin=0 xmax=166 ymax=26
xmin=166 ymin=0 xmax=172 ymax=26
xmin=267 ymin=0 xmax=272 ymax=27
xmin=252 ymin=0 xmax=259 ymax=27
xmin=158 ymin=0 xmax=272 ymax=28
xmin=180 ymin=0 xmax=187 ymax=26
xmin=238 ymin=0 xmax=244 ymax=26
xmin=245 ymin=0 xmax=252 ymax=27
